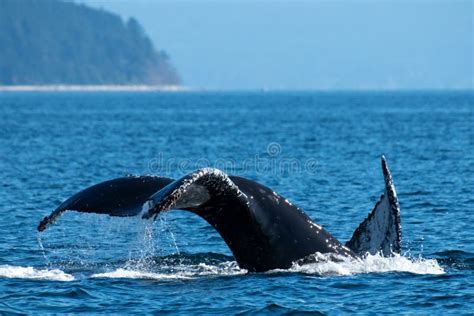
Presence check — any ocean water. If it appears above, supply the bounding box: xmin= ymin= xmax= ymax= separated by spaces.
xmin=0 ymin=91 xmax=472 ymax=314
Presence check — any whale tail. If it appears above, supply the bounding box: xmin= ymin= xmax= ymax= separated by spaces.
xmin=37 ymin=176 xmax=174 ymax=231
xmin=345 ymin=156 xmax=401 ymax=256
xmin=140 ymin=168 xmax=354 ymax=271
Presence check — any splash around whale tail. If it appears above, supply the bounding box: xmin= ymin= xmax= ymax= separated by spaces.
xmin=345 ymin=156 xmax=401 ymax=256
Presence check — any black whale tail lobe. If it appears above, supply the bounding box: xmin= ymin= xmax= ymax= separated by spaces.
xmin=345 ymin=156 xmax=402 ymax=256
xmin=37 ymin=176 xmax=174 ymax=232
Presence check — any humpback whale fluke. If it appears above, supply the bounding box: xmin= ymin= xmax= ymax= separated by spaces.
xmin=38 ymin=156 xmax=402 ymax=272
xmin=38 ymin=176 xmax=174 ymax=232
xmin=346 ymin=156 xmax=401 ymax=256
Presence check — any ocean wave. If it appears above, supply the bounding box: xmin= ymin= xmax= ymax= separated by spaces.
xmin=276 ymin=253 xmax=445 ymax=276
xmin=92 ymin=260 xmax=246 ymax=280
xmin=0 ymin=265 xmax=74 ymax=281
xmin=8 ymin=252 xmax=444 ymax=282
xmin=90 ymin=252 xmax=444 ymax=280
xmin=91 ymin=269 xmax=192 ymax=280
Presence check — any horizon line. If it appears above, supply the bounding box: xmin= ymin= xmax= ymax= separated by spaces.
xmin=0 ymin=85 xmax=472 ymax=93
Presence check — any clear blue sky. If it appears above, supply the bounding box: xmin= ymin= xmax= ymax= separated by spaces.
xmin=81 ymin=0 xmax=472 ymax=90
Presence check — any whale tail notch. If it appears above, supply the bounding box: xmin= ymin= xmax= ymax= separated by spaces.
xmin=345 ymin=156 xmax=401 ymax=257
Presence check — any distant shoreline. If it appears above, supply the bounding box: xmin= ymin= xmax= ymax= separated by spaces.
xmin=0 ymin=85 xmax=184 ymax=92
xmin=0 ymin=85 xmax=471 ymax=93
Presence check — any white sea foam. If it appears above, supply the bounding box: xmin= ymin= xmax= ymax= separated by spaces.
xmin=92 ymin=261 xmax=246 ymax=280
xmin=0 ymin=265 xmax=75 ymax=281
xmin=92 ymin=268 xmax=192 ymax=280
xmin=92 ymin=253 xmax=443 ymax=281
xmin=273 ymin=253 xmax=445 ymax=276
xmin=4 ymin=254 xmax=440 ymax=282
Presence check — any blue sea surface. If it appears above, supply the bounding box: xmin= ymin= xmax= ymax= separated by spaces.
xmin=0 ymin=91 xmax=472 ymax=314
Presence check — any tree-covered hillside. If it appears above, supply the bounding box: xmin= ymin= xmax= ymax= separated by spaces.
xmin=0 ymin=0 xmax=180 ymax=85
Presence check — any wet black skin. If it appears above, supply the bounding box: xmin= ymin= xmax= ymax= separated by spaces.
xmin=38 ymin=174 xmax=354 ymax=272
xmin=157 ymin=176 xmax=356 ymax=272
